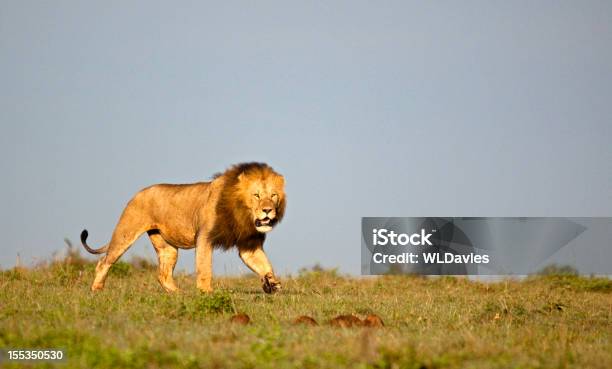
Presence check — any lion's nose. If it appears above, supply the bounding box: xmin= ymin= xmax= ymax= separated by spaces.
xmin=262 ymin=207 xmax=273 ymax=215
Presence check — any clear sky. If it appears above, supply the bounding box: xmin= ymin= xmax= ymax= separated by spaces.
xmin=1 ymin=1 xmax=611 ymax=275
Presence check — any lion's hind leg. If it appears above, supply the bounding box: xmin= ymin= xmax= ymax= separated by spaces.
xmin=91 ymin=230 xmax=143 ymax=291
xmin=91 ymin=257 xmax=111 ymax=291
xmin=91 ymin=214 xmax=149 ymax=291
xmin=148 ymin=230 xmax=179 ymax=292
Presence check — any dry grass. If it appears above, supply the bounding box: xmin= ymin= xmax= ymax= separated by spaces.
xmin=0 ymin=252 xmax=610 ymax=369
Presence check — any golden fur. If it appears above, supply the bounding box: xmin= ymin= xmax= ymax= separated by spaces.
xmin=81 ymin=162 xmax=286 ymax=293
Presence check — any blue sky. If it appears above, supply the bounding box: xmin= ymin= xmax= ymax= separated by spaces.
xmin=1 ymin=1 xmax=610 ymax=275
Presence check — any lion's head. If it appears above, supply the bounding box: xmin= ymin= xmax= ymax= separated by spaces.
xmin=212 ymin=163 xmax=286 ymax=248
xmin=237 ymin=167 xmax=286 ymax=233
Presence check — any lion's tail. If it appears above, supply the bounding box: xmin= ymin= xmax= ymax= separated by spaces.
xmin=80 ymin=229 xmax=109 ymax=254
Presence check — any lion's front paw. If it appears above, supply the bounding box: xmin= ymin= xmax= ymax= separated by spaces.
xmin=262 ymin=272 xmax=282 ymax=294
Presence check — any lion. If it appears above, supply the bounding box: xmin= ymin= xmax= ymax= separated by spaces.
xmin=80 ymin=162 xmax=286 ymax=293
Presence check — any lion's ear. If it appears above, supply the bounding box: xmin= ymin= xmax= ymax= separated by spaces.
xmin=237 ymin=172 xmax=245 ymax=182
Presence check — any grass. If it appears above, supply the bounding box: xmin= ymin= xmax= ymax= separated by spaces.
xmin=0 ymin=250 xmax=610 ymax=369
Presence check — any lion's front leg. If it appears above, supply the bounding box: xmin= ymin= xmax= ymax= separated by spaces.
xmin=195 ymin=235 xmax=213 ymax=293
xmin=238 ymin=246 xmax=281 ymax=294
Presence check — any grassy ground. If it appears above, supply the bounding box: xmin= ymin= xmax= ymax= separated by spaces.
xmin=0 ymin=251 xmax=610 ymax=369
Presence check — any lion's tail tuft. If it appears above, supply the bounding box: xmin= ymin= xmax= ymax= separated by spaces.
xmin=80 ymin=229 xmax=109 ymax=254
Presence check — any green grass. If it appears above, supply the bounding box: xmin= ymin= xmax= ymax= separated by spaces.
xmin=0 ymin=253 xmax=610 ymax=369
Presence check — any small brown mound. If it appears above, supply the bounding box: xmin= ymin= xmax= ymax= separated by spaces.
xmin=293 ymin=315 xmax=318 ymax=326
xmin=329 ymin=315 xmax=363 ymax=328
xmin=363 ymin=314 xmax=384 ymax=327
xmin=229 ymin=313 xmax=250 ymax=325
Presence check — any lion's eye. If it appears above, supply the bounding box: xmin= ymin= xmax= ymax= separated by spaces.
xmin=253 ymin=194 xmax=260 ymax=199
xmin=271 ymin=194 xmax=278 ymax=199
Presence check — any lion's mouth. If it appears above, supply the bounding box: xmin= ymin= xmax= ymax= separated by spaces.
xmin=255 ymin=217 xmax=273 ymax=227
